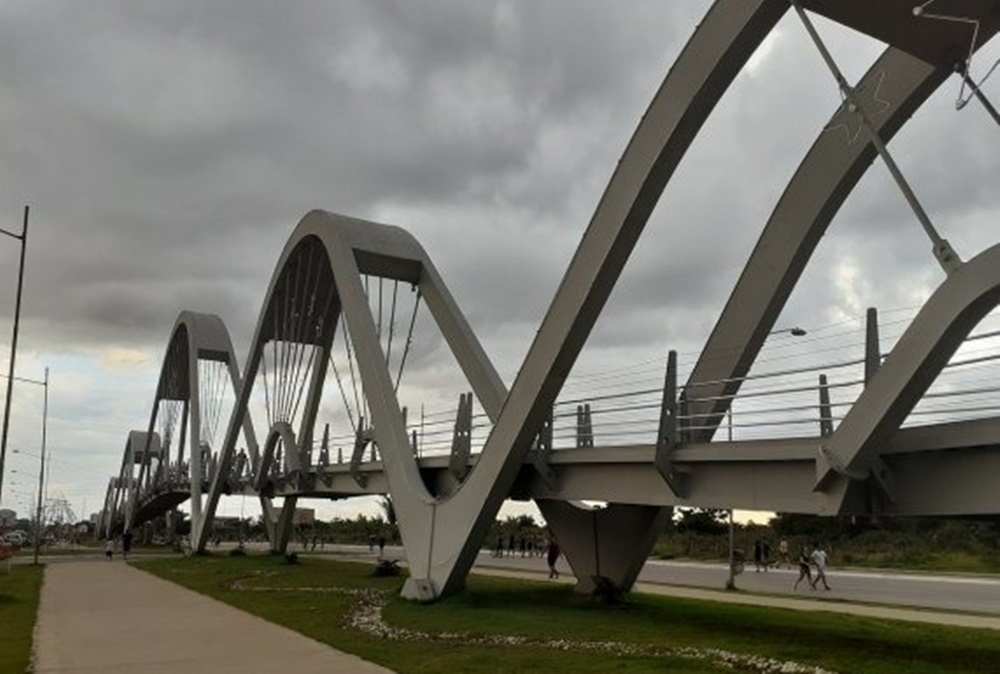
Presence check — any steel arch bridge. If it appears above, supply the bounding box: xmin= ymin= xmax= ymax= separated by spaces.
xmin=99 ymin=0 xmax=1000 ymax=601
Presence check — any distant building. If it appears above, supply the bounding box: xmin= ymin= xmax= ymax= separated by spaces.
xmin=292 ymin=508 xmax=315 ymax=526
xmin=0 ymin=509 xmax=15 ymax=527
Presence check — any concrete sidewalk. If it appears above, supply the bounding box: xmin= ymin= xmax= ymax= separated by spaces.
xmin=33 ymin=559 xmax=394 ymax=674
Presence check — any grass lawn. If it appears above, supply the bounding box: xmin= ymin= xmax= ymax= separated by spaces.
xmin=0 ymin=564 xmax=44 ymax=673
xmin=135 ymin=554 xmax=1000 ymax=674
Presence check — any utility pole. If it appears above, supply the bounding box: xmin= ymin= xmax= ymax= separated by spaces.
xmin=0 ymin=206 xmax=29 ymax=507
xmin=33 ymin=367 xmax=48 ymax=565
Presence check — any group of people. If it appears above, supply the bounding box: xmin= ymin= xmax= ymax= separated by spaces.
xmin=751 ymin=538 xmax=831 ymax=590
xmin=752 ymin=539 xmax=777 ymax=571
xmin=492 ymin=533 xmax=546 ymax=559
xmin=492 ymin=531 xmax=562 ymax=579
xmin=751 ymin=537 xmax=795 ymax=571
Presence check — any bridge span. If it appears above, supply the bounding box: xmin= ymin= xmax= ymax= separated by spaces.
xmin=100 ymin=0 xmax=1000 ymax=601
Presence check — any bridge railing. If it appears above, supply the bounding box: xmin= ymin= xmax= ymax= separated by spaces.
xmin=380 ymin=307 xmax=1000 ymax=452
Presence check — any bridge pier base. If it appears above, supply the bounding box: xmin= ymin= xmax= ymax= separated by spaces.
xmin=272 ymin=497 xmax=299 ymax=554
xmin=538 ymin=500 xmax=671 ymax=594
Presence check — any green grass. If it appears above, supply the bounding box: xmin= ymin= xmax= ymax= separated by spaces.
xmin=0 ymin=564 xmax=44 ymax=673
xmin=135 ymin=554 xmax=1000 ymax=674
xmin=842 ymin=550 xmax=1000 ymax=575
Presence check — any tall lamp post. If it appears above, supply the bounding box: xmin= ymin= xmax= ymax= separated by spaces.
xmin=0 ymin=206 xmax=29 ymax=507
xmin=6 ymin=368 xmax=49 ymax=564
xmin=726 ymin=324 xmax=808 ymax=590
xmin=33 ymin=367 xmax=48 ymax=565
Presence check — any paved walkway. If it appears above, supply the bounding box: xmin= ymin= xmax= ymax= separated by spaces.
xmin=33 ymin=559 xmax=394 ymax=674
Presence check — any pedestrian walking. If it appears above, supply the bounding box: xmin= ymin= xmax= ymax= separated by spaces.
xmin=122 ymin=531 xmax=133 ymax=560
xmin=778 ymin=538 xmax=790 ymax=569
xmin=753 ymin=539 xmax=763 ymax=572
xmin=793 ymin=547 xmax=812 ymax=589
xmin=546 ymin=535 xmax=560 ymax=579
xmin=104 ymin=538 xmax=114 ymax=560
xmin=810 ymin=543 xmax=831 ymax=590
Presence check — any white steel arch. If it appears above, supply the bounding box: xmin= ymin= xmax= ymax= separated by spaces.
xmin=99 ymin=1 xmax=1000 ymax=601
xmin=121 ymin=311 xmax=270 ymax=546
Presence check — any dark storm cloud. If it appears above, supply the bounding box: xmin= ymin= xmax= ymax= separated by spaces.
xmin=0 ymin=0 xmax=992 ymax=377
xmin=0 ymin=0 xmax=707 ymax=357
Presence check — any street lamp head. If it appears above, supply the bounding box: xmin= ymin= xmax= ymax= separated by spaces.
xmin=769 ymin=326 xmax=808 ymax=337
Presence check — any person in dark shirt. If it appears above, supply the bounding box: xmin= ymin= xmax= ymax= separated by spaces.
xmin=546 ymin=536 xmax=560 ymax=579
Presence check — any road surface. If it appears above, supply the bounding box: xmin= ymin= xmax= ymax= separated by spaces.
xmin=473 ymin=551 xmax=1000 ymax=615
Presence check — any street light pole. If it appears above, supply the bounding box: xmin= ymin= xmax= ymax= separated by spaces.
xmin=726 ymin=509 xmax=736 ymax=591
xmin=725 ymin=325 xmax=805 ymax=590
xmin=0 ymin=205 xmax=29 ymax=507
xmin=33 ymin=367 xmax=47 ymax=565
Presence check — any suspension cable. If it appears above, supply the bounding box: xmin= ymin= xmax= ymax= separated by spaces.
xmin=287 ymin=245 xmax=320 ymax=425
xmin=377 ymin=276 xmax=384 ymax=343
xmin=283 ymin=247 xmax=310 ymax=422
xmin=342 ymin=319 xmax=363 ymax=428
xmin=290 ymin=266 xmax=337 ymax=427
xmin=329 ymin=349 xmax=357 ymax=433
xmin=386 ymin=280 xmax=399 ymax=367
xmin=792 ymin=0 xmax=961 ymax=274
xmin=394 ymin=288 xmax=421 ymax=392
xmin=261 ymin=348 xmax=273 ymax=429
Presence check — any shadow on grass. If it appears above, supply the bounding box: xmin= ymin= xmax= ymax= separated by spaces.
xmin=136 ymin=554 xmax=1000 ymax=674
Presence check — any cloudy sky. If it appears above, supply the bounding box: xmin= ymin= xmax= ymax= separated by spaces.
xmin=0 ymin=1 xmax=997 ymax=525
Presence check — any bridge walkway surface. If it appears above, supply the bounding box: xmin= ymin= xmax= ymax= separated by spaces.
xmin=32 ymin=559 xmax=394 ymax=674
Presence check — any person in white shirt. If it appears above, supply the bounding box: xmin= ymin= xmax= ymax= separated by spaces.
xmin=810 ymin=543 xmax=831 ymax=590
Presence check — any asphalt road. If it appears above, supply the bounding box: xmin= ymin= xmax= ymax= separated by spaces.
xmin=473 ymin=551 xmax=1000 ymax=615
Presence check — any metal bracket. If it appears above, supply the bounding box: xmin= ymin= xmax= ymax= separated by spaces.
xmin=818 ymin=373 xmax=834 ymax=438
xmin=350 ymin=416 xmax=370 ymax=488
xmin=317 ymin=423 xmax=332 ymax=487
xmin=448 ymin=392 xmax=473 ymax=480
xmin=814 ymin=442 xmax=866 ymax=490
xmin=576 ymin=404 xmax=594 ymax=448
xmin=531 ymin=407 xmax=557 ymax=491
xmin=654 ymin=350 xmax=684 ymax=497
xmin=864 ymin=307 xmax=881 ymax=385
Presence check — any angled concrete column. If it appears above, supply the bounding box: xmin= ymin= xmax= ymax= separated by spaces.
xmin=538 ymin=500 xmax=672 ymax=594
